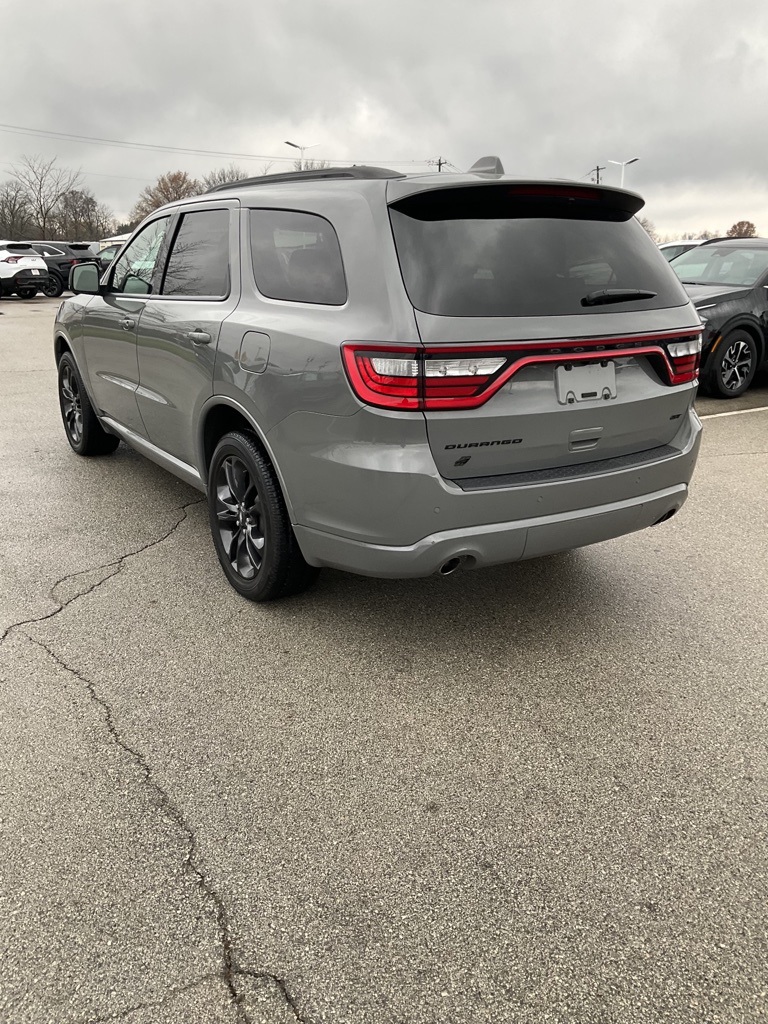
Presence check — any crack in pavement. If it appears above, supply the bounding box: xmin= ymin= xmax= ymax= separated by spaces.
xmin=30 ymin=636 xmax=314 ymax=1024
xmin=29 ymin=635 xmax=253 ymax=1023
xmin=0 ymin=496 xmax=205 ymax=646
xmin=5 ymin=495 xmax=313 ymax=1024
xmin=232 ymin=968 xmax=314 ymax=1024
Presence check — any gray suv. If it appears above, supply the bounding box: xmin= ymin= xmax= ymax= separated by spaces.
xmin=55 ymin=162 xmax=703 ymax=601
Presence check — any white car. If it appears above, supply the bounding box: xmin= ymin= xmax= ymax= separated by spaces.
xmin=0 ymin=242 xmax=49 ymax=298
xmin=658 ymin=239 xmax=707 ymax=262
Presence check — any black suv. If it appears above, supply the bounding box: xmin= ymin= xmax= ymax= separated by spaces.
xmin=25 ymin=241 xmax=96 ymax=297
xmin=670 ymin=238 xmax=768 ymax=397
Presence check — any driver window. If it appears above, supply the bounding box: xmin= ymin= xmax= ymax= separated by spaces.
xmin=111 ymin=218 xmax=170 ymax=295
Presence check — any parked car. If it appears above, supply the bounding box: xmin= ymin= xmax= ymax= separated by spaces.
xmin=0 ymin=241 xmax=49 ymax=298
xmin=55 ymin=162 xmax=703 ymax=601
xmin=670 ymin=237 xmax=768 ymax=397
xmin=24 ymin=241 xmax=96 ymax=297
xmin=659 ymin=239 xmax=707 ymax=261
xmin=94 ymin=242 xmax=122 ymax=276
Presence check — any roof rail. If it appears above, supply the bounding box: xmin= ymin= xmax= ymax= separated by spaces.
xmin=206 ymin=165 xmax=406 ymax=193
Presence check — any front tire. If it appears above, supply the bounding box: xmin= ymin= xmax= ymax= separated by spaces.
xmin=703 ymin=330 xmax=758 ymax=398
xmin=57 ymin=352 xmax=120 ymax=456
xmin=207 ymin=431 xmax=319 ymax=601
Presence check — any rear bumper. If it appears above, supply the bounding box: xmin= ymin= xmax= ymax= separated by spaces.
xmin=295 ymin=482 xmax=690 ymax=577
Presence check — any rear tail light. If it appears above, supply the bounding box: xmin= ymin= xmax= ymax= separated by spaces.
xmin=665 ymin=335 xmax=702 ymax=385
xmin=342 ymin=331 xmax=702 ymax=411
xmin=1 ymin=256 xmax=21 ymax=264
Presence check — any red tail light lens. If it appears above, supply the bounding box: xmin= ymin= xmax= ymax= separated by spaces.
xmin=665 ymin=335 xmax=702 ymax=384
xmin=342 ymin=331 xmax=702 ymax=411
xmin=1 ymin=256 xmax=21 ymax=264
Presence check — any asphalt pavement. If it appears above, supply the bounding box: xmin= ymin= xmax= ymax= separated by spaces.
xmin=1 ymin=295 xmax=767 ymax=1024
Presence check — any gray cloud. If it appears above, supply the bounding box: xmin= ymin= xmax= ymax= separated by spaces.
xmin=3 ymin=0 xmax=767 ymax=234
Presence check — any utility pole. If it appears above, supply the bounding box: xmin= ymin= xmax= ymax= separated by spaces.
xmin=589 ymin=164 xmax=605 ymax=184
xmin=437 ymin=157 xmax=445 ymax=172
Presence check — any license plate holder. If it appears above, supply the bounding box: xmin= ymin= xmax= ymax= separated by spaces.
xmin=31 ymin=269 xmax=40 ymax=275
xmin=556 ymin=361 xmax=616 ymax=405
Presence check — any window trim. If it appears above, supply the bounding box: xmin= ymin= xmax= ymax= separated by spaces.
xmin=248 ymin=207 xmax=348 ymax=307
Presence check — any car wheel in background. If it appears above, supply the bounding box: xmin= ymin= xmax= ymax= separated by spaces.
xmin=57 ymin=352 xmax=120 ymax=456
xmin=16 ymin=286 xmax=38 ymax=299
xmin=41 ymin=275 xmax=64 ymax=298
xmin=207 ymin=430 xmax=319 ymax=601
xmin=703 ymin=330 xmax=758 ymax=398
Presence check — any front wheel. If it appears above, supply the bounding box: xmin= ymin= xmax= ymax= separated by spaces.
xmin=41 ymin=275 xmax=64 ymax=298
xmin=703 ymin=330 xmax=758 ymax=398
xmin=207 ymin=430 xmax=319 ymax=601
xmin=57 ymin=352 xmax=120 ymax=456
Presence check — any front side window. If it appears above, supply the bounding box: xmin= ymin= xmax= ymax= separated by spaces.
xmin=249 ymin=209 xmax=347 ymax=305
xmin=161 ymin=209 xmax=230 ymax=297
xmin=111 ymin=218 xmax=170 ymax=295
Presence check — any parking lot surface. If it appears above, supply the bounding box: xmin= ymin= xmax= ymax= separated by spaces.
xmin=1 ymin=296 xmax=767 ymax=1024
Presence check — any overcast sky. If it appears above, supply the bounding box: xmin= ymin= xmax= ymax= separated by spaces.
xmin=3 ymin=0 xmax=767 ymax=237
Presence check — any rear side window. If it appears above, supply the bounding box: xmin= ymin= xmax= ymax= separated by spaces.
xmin=389 ymin=185 xmax=688 ymax=317
xmin=249 ymin=209 xmax=346 ymax=305
xmin=161 ymin=209 xmax=230 ymax=297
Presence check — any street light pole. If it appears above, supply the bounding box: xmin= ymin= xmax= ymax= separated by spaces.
xmin=284 ymin=140 xmax=318 ymax=170
xmin=608 ymin=157 xmax=639 ymax=187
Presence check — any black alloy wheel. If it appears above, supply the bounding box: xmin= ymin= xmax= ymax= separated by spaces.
xmin=16 ymin=286 xmax=37 ymax=299
xmin=41 ymin=275 xmax=64 ymax=298
xmin=207 ymin=430 xmax=319 ymax=601
xmin=57 ymin=352 xmax=120 ymax=456
xmin=705 ymin=330 xmax=758 ymax=398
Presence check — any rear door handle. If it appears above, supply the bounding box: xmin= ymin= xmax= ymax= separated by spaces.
xmin=185 ymin=329 xmax=212 ymax=346
xmin=121 ymin=317 xmax=135 ymax=330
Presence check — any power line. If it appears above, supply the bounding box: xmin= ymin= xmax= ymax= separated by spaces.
xmin=2 ymin=163 xmax=152 ymax=184
xmin=0 ymin=122 xmax=432 ymax=167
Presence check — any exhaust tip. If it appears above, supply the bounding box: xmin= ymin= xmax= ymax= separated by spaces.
xmin=652 ymin=507 xmax=679 ymax=526
xmin=438 ymin=557 xmax=463 ymax=576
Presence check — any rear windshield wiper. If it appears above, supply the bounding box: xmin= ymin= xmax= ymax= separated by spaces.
xmin=581 ymin=288 xmax=657 ymax=307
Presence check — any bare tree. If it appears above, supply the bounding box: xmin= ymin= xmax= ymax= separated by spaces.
xmin=727 ymin=220 xmax=757 ymax=238
xmin=201 ymin=164 xmax=249 ymax=190
xmin=56 ymin=189 xmax=115 ymax=240
xmin=10 ymin=156 xmax=83 ymax=237
xmin=292 ymin=158 xmax=330 ymax=172
xmin=130 ymin=170 xmax=201 ymax=223
xmin=637 ymin=216 xmax=659 ymax=242
xmin=0 ymin=180 xmax=32 ymax=238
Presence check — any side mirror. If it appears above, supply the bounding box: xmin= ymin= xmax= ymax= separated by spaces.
xmin=70 ymin=262 xmax=102 ymax=295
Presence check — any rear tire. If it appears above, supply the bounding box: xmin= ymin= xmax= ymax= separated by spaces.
xmin=57 ymin=352 xmax=120 ymax=456
xmin=702 ymin=330 xmax=758 ymax=398
xmin=207 ymin=430 xmax=319 ymax=601
xmin=16 ymin=286 xmax=38 ymax=299
xmin=41 ymin=275 xmax=64 ymax=298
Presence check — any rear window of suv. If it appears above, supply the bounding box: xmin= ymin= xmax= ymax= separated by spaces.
xmin=389 ymin=185 xmax=688 ymax=317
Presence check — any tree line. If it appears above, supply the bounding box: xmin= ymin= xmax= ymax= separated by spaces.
xmin=638 ymin=217 xmax=758 ymax=243
xmin=0 ymin=158 xmax=323 ymax=240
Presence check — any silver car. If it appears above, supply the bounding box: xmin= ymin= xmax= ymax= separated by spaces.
xmin=55 ymin=160 xmax=703 ymax=601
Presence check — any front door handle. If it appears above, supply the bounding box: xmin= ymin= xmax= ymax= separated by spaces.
xmin=186 ymin=329 xmax=212 ymax=346
xmin=121 ymin=317 xmax=135 ymax=330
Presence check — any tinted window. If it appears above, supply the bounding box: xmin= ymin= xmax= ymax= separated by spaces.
xmin=389 ymin=186 xmax=687 ymax=317
xmin=111 ymin=218 xmax=170 ymax=295
xmin=161 ymin=209 xmax=230 ymax=297
xmin=671 ymin=245 xmax=768 ymax=287
xmin=249 ymin=209 xmax=346 ymax=305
